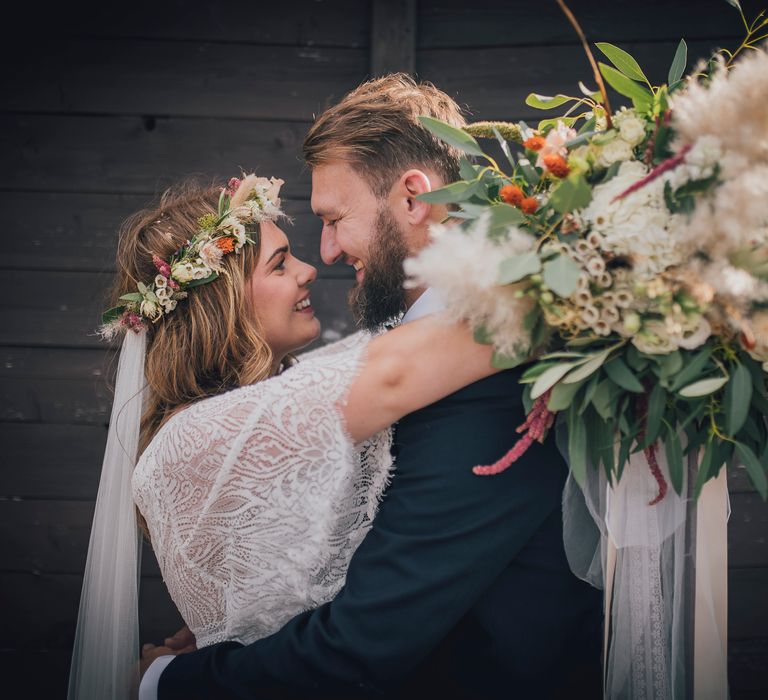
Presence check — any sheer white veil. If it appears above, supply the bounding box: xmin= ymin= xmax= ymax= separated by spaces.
xmin=68 ymin=329 xmax=148 ymax=699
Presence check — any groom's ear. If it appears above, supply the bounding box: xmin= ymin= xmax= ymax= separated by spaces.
xmin=395 ymin=169 xmax=434 ymax=226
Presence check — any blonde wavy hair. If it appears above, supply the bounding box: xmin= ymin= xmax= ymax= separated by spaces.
xmin=108 ymin=179 xmax=278 ymax=457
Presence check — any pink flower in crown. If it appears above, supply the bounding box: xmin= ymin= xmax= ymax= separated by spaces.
xmin=120 ymin=311 xmax=146 ymax=333
xmin=535 ymin=121 xmax=577 ymax=169
xmin=168 ymin=278 xmax=180 ymax=290
xmin=225 ymin=177 xmax=242 ymax=197
xmin=152 ymin=254 xmax=172 ymax=278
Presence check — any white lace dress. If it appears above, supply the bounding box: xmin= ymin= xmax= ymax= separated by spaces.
xmin=132 ymin=331 xmax=393 ymax=648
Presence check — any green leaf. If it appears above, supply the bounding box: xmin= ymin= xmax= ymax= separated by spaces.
xmin=492 ymin=126 xmax=516 ymax=170
xmin=668 ymin=39 xmax=688 ymax=85
xmin=491 ymin=349 xmax=528 ymax=369
xmin=596 ymin=42 xmax=649 ymax=84
xmin=725 ymin=363 xmax=752 ymax=436
xmin=724 ymin=0 xmax=742 ymax=10
xmin=488 ymin=203 xmax=525 ymax=237
xmin=664 ymin=422 xmax=684 ymax=495
xmin=548 ymin=172 xmax=592 ymax=214
xmin=734 ymin=442 xmax=768 ymax=499
xmin=694 ymin=439 xmax=716 ymax=499
xmin=598 ymin=62 xmax=653 ymax=110
xmin=531 ymin=361 xmax=583 ymax=399
xmin=419 ymin=116 xmax=485 ymax=157
xmin=542 ymin=254 xmax=581 ymax=297
xmin=591 ymin=379 xmax=614 ymax=420
xmin=580 ymin=373 xmax=600 ymax=414
xmin=567 ymin=402 xmax=588 ymax=486
xmin=604 ymin=357 xmax=645 ymax=393
xmin=548 ymin=380 xmax=584 ymax=411
xmin=669 ymin=346 xmax=713 ymax=391
xmin=101 ymin=305 xmax=126 ymax=325
xmin=119 ymin=292 xmax=144 ymax=302
xmin=497 ymin=251 xmax=541 ymax=284
xmin=417 ymin=180 xmax=478 ymax=204
xmin=645 ymin=383 xmax=667 ymax=445
xmin=473 ymin=325 xmax=494 ymax=345
xmin=679 ymin=376 xmax=729 ymax=398
xmin=520 ymin=361 xmax=559 ymax=384
xmin=517 ymin=158 xmax=541 ymax=186
xmin=525 ymin=93 xmax=575 ymax=110
xmin=459 ymin=157 xmax=479 ymax=181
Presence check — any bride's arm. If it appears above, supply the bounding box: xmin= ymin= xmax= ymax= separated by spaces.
xmin=342 ymin=315 xmax=499 ymax=442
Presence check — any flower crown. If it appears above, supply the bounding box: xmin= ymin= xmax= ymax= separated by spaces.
xmin=100 ymin=174 xmax=285 ymax=339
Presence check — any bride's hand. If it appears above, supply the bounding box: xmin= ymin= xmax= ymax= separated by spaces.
xmin=163 ymin=624 xmax=197 ymax=652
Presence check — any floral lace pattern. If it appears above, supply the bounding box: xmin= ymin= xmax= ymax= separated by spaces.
xmin=132 ymin=332 xmax=393 ymax=647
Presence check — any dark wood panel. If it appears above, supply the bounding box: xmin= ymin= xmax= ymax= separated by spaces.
xmin=5 ymin=494 xmax=765 ymax=577
xmin=730 ymin=568 xmax=768 ymax=640
xmin=1 ymin=192 xmax=343 ymax=273
xmin=0 ymin=114 xmax=311 ymax=199
xmin=0 ymin=571 xmax=182 ymax=651
xmin=6 ymin=0 xmax=369 ymax=48
xmin=730 ymin=638 xmax=768 ymax=693
xmin=0 ymin=270 xmax=355 ymax=348
xmin=418 ymin=0 xmax=758 ymax=48
xmin=3 ymin=40 xmax=366 ymax=120
xmin=417 ymin=39 xmax=738 ymax=121
xmin=0 ymin=424 xmax=106 ymax=499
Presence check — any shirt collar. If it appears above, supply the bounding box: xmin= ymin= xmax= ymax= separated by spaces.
xmin=401 ymin=287 xmax=446 ymax=325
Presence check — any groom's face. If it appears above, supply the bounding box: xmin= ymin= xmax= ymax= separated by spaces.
xmin=311 ymin=162 xmax=410 ymax=330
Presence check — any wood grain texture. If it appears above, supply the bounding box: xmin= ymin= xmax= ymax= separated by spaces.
xmin=371 ymin=0 xmax=416 ymax=76
xmin=1 ymin=192 xmax=349 ymax=274
xmin=418 ymin=0 xmax=759 ymax=48
xmin=3 ymin=41 xmax=366 ymax=121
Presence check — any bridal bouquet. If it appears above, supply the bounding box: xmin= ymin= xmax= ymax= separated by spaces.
xmin=407 ymin=4 xmax=768 ymax=501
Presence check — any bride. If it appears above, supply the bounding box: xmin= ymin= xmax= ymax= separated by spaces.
xmin=68 ymin=173 xmax=498 ymax=698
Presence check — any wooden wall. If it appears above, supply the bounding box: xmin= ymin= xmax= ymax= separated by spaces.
xmin=1 ymin=1 xmax=765 ymax=697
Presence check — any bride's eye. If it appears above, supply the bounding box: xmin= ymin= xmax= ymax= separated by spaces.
xmin=274 ymin=256 xmax=286 ymax=272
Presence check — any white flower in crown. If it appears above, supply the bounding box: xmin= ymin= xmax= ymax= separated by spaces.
xmin=199 ymin=240 xmax=225 ymax=271
xmin=171 ymin=260 xmax=212 ymax=283
xmin=140 ymin=298 xmax=162 ymax=320
xmin=218 ymin=216 xmax=247 ymax=250
xmin=613 ymin=108 xmax=646 ymax=147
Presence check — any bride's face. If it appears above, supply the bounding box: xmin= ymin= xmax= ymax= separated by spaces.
xmin=248 ymin=221 xmax=320 ymax=361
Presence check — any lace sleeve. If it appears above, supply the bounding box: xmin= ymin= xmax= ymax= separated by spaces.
xmin=132 ymin=331 xmax=393 ymax=647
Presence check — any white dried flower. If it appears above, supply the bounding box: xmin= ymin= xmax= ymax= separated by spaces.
xmin=140 ymin=298 xmax=161 ymax=320
xmin=597 ymin=138 xmax=634 ymax=167
xmin=586 ymin=256 xmax=606 ymax=277
xmin=155 ymin=275 xmax=167 ymax=289
xmin=581 ymin=305 xmax=600 ymax=325
xmin=632 ymin=320 xmax=679 ymax=354
xmin=200 ymin=240 xmax=225 ymax=271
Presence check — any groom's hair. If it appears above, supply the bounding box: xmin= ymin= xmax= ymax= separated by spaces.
xmin=303 ymin=73 xmax=466 ymax=198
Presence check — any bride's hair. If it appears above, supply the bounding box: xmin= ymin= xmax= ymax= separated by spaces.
xmin=108 ymin=178 xmax=276 ymax=455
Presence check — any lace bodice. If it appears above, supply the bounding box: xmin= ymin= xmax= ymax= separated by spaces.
xmin=132 ymin=332 xmax=393 ymax=648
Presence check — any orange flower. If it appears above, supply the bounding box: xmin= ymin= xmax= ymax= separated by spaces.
xmin=215 ymin=237 xmax=236 ymax=254
xmin=520 ymin=197 xmax=539 ymax=214
xmin=500 ymin=184 xmax=524 ymax=207
xmin=523 ymin=135 xmax=546 ymax=152
xmin=542 ymin=153 xmax=570 ymax=178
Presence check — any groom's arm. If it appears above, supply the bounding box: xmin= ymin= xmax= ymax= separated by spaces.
xmin=156 ymin=372 xmax=566 ymax=699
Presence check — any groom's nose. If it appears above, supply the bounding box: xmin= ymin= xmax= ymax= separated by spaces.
xmin=320 ymin=225 xmax=343 ymax=265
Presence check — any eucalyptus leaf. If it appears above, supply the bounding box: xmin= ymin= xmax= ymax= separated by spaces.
xmin=419 ymin=116 xmax=485 ymax=157
xmin=734 ymin=442 xmax=767 ymax=499
xmin=497 ymin=251 xmax=541 ymax=284
xmin=694 ymin=439 xmax=716 ymax=499
xmin=644 ymin=383 xmax=667 ymax=445
xmin=531 ymin=361 xmax=583 ymax=399
xmin=488 ymin=203 xmax=525 ymax=236
xmin=596 ymin=42 xmax=649 ymax=83
xmin=725 ymin=363 xmax=752 ymax=436
xmin=591 ymin=379 xmax=614 ymax=420
xmin=668 ymin=39 xmax=688 ymax=85
xmin=525 ymin=93 xmax=574 ymax=110
xmin=119 ymin=292 xmax=144 ymax=302
xmin=548 ymin=173 xmax=592 ymax=214
xmin=548 ymin=380 xmax=583 ymax=411
xmin=567 ymin=402 xmax=588 ymax=486
xmin=604 ymin=357 xmax=645 ymax=393
xmin=598 ymin=63 xmax=653 ymax=110
xmin=185 ymin=272 xmax=219 ymax=288
xmin=669 ymin=346 xmax=713 ymax=391
xmin=664 ymin=422 xmax=684 ymax=495
xmin=459 ymin=157 xmax=479 ymax=181
xmin=101 ymin=305 xmax=126 ymax=325
xmin=492 ymin=126 xmax=516 ymax=170
xmin=679 ymin=376 xmax=729 ymax=398
xmin=543 ymin=254 xmax=581 ymax=297
xmin=724 ymin=0 xmax=742 ymax=10
xmin=491 ymin=349 xmax=528 ymax=369
xmin=520 ymin=361 xmax=559 ymax=384
xmin=473 ymin=325 xmax=494 ymax=345
xmin=517 ymin=158 xmax=541 ymax=186
xmin=417 ymin=180 xmax=478 ymax=204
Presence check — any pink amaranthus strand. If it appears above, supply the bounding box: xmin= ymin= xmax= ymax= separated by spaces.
xmin=152 ymin=254 xmax=172 ymax=278
xmin=473 ymin=390 xmax=556 ymax=476
xmin=611 ymin=143 xmax=692 ymax=203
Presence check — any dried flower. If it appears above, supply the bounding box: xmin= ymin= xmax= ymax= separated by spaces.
xmin=520 ymin=197 xmax=539 ymax=214
xmin=500 ymin=184 xmax=525 ymax=206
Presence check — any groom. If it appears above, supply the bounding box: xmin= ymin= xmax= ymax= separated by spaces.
xmin=141 ymin=74 xmax=602 ymax=699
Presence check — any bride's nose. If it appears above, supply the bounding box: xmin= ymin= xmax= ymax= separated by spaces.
xmin=297 ymin=261 xmax=317 ymax=287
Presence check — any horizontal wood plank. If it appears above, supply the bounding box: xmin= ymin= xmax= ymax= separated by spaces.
xmin=418 ymin=0 xmax=757 ymax=48
xmin=0 ymin=571 xmax=182 ymax=651
xmin=5 ymin=0 xmax=369 ymax=48
xmin=417 ymin=39 xmax=738 ymax=121
xmin=3 ymin=40 xmax=366 ymax=121
xmin=0 ymin=114 xmax=312 ymax=199
xmin=0 ymin=270 xmax=355 ymax=348
xmin=1 ymin=192 xmax=343 ymax=273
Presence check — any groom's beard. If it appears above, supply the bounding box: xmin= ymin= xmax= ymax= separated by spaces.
xmin=349 ymin=207 xmax=409 ymax=332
